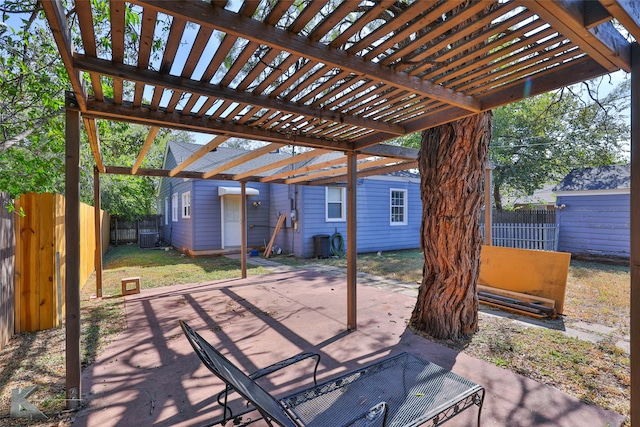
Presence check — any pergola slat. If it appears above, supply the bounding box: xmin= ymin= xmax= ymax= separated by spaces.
xmin=328 ymin=0 xmax=397 ymax=49
xmin=259 ymin=154 xmax=363 ymax=183
xmin=73 ymin=55 xmax=406 ymax=136
xmin=133 ymin=7 xmax=156 ymax=107
xmin=110 ymin=0 xmax=125 ymax=104
xmin=392 ymin=2 xmax=517 ymax=69
xmin=361 ymin=0 xmax=469 ymax=61
xmin=308 ymin=1 xmax=362 ymax=43
xmin=134 ymin=0 xmax=482 ymax=112
xmin=75 ymin=1 xmax=103 ymax=101
xmin=284 ymin=157 xmax=400 ymax=184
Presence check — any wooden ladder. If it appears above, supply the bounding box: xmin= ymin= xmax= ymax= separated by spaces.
xmin=264 ymin=213 xmax=287 ymax=258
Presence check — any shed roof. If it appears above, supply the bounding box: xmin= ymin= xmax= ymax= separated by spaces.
xmin=554 ymin=164 xmax=631 ymax=192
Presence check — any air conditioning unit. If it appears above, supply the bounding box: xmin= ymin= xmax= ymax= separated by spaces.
xmin=139 ymin=232 xmax=156 ymax=248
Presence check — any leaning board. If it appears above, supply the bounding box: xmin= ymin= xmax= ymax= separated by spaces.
xmin=479 ymin=245 xmax=571 ymax=314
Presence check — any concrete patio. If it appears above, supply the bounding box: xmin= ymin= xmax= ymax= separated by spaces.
xmin=72 ymin=270 xmax=624 ymax=426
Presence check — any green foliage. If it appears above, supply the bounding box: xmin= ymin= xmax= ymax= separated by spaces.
xmin=0 ymin=1 xmax=178 ymax=219
xmin=0 ymin=1 xmax=68 ymax=196
xmin=490 ymin=78 xmax=629 ymax=208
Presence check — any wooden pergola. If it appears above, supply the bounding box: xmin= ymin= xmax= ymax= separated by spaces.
xmin=41 ymin=0 xmax=640 ymax=420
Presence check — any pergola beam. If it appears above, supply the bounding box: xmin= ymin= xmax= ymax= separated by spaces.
xmin=40 ymin=0 xmax=87 ymax=111
xmin=232 ymin=148 xmax=331 ymax=180
xmin=81 ymin=99 xmax=357 ymax=152
xmin=73 ymin=54 xmax=406 ymax=136
xmin=82 ymin=117 xmax=105 ymax=173
xmin=169 ymin=135 xmax=229 ymax=177
xmin=203 ymin=143 xmax=284 ymax=179
xmin=309 ymin=160 xmax=419 ymax=186
xmin=132 ymin=126 xmax=159 ymax=174
xmin=599 ymin=0 xmax=640 ymax=42
xmin=529 ymin=0 xmax=631 ymax=72
xmin=133 ymin=0 xmax=481 ymax=113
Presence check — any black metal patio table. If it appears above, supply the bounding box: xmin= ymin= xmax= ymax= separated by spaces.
xmin=281 ymin=352 xmax=484 ymax=427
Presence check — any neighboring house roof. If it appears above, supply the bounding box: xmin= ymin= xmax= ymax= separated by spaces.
xmin=166 ymin=140 xmax=292 ymax=176
xmin=554 ymin=164 xmax=630 ymax=192
xmin=503 ymin=184 xmax=556 ymax=206
xmin=165 ymin=141 xmax=420 ymax=180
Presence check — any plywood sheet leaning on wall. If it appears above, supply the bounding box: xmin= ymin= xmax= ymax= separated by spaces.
xmin=479 ymin=245 xmax=571 ymax=315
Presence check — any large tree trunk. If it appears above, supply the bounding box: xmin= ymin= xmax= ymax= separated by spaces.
xmin=410 ymin=112 xmax=492 ymax=340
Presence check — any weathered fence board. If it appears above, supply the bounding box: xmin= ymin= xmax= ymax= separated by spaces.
xmin=0 ymin=191 xmax=15 ymax=349
xmin=480 ymin=209 xmax=559 ymax=251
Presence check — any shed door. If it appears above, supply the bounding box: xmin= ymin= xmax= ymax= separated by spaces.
xmin=222 ymin=195 xmax=241 ymax=247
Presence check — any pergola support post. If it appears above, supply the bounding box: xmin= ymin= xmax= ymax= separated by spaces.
xmin=630 ymin=41 xmax=640 ymax=426
xmin=241 ymin=181 xmax=247 ymax=279
xmin=94 ymin=166 xmax=103 ymax=298
xmin=347 ymin=151 xmax=357 ymax=330
xmin=484 ymin=163 xmax=493 ymax=246
xmin=65 ymin=98 xmax=81 ymax=410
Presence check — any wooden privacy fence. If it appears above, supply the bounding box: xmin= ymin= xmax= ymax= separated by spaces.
xmin=0 ymin=191 xmax=15 ymax=349
xmin=110 ymin=215 xmax=162 ymax=245
xmin=14 ymin=193 xmax=110 ymax=333
xmin=480 ymin=209 xmax=559 ymax=251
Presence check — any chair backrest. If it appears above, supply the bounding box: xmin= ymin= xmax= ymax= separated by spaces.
xmin=179 ymin=320 xmax=299 ymax=427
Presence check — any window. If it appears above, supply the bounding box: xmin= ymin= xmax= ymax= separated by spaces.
xmin=390 ymin=189 xmax=407 ymax=225
xmin=164 ymin=198 xmax=169 ymax=225
xmin=172 ymin=193 xmax=178 ymax=222
xmin=182 ymin=191 xmax=191 ymax=219
xmin=326 ymin=187 xmax=346 ymax=221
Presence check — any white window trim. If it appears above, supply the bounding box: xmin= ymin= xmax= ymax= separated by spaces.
xmin=390 ymin=188 xmax=408 ymax=226
xmin=164 ymin=197 xmax=169 ymax=225
xmin=182 ymin=191 xmax=191 ymax=219
xmin=325 ymin=186 xmax=346 ymax=222
xmin=172 ymin=193 xmax=178 ymax=222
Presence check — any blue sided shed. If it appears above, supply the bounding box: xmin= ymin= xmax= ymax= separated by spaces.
xmin=555 ymin=164 xmax=630 ymax=259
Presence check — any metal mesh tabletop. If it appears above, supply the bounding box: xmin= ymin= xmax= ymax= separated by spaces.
xmin=281 ymin=353 xmax=484 ymax=427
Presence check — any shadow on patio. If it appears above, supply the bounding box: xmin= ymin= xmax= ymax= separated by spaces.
xmin=73 ymin=270 xmax=624 ymax=427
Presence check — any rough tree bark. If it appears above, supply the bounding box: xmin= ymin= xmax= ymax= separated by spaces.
xmin=410 ymin=112 xmax=492 ymax=340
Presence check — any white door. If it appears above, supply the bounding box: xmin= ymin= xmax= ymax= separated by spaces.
xmin=222 ymin=195 xmax=241 ymax=247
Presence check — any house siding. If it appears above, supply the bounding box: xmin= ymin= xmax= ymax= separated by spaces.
xmin=297 ymin=178 xmax=421 ymax=258
xmin=557 ymin=193 xmax=630 ymax=257
xmin=270 ymin=184 xmax=297 ymax=255
xmin=168 ymin=180 xmax=194 ymax=251
xmin=192 ymin=181 xmax=221 ymax=251
xmin=157 ymin=143 xmax=421 ymax=257
xmin=158 ymin=175 xmax=271 ymax=252
xmin=356 ymin=178 xmax=421 ymax=253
